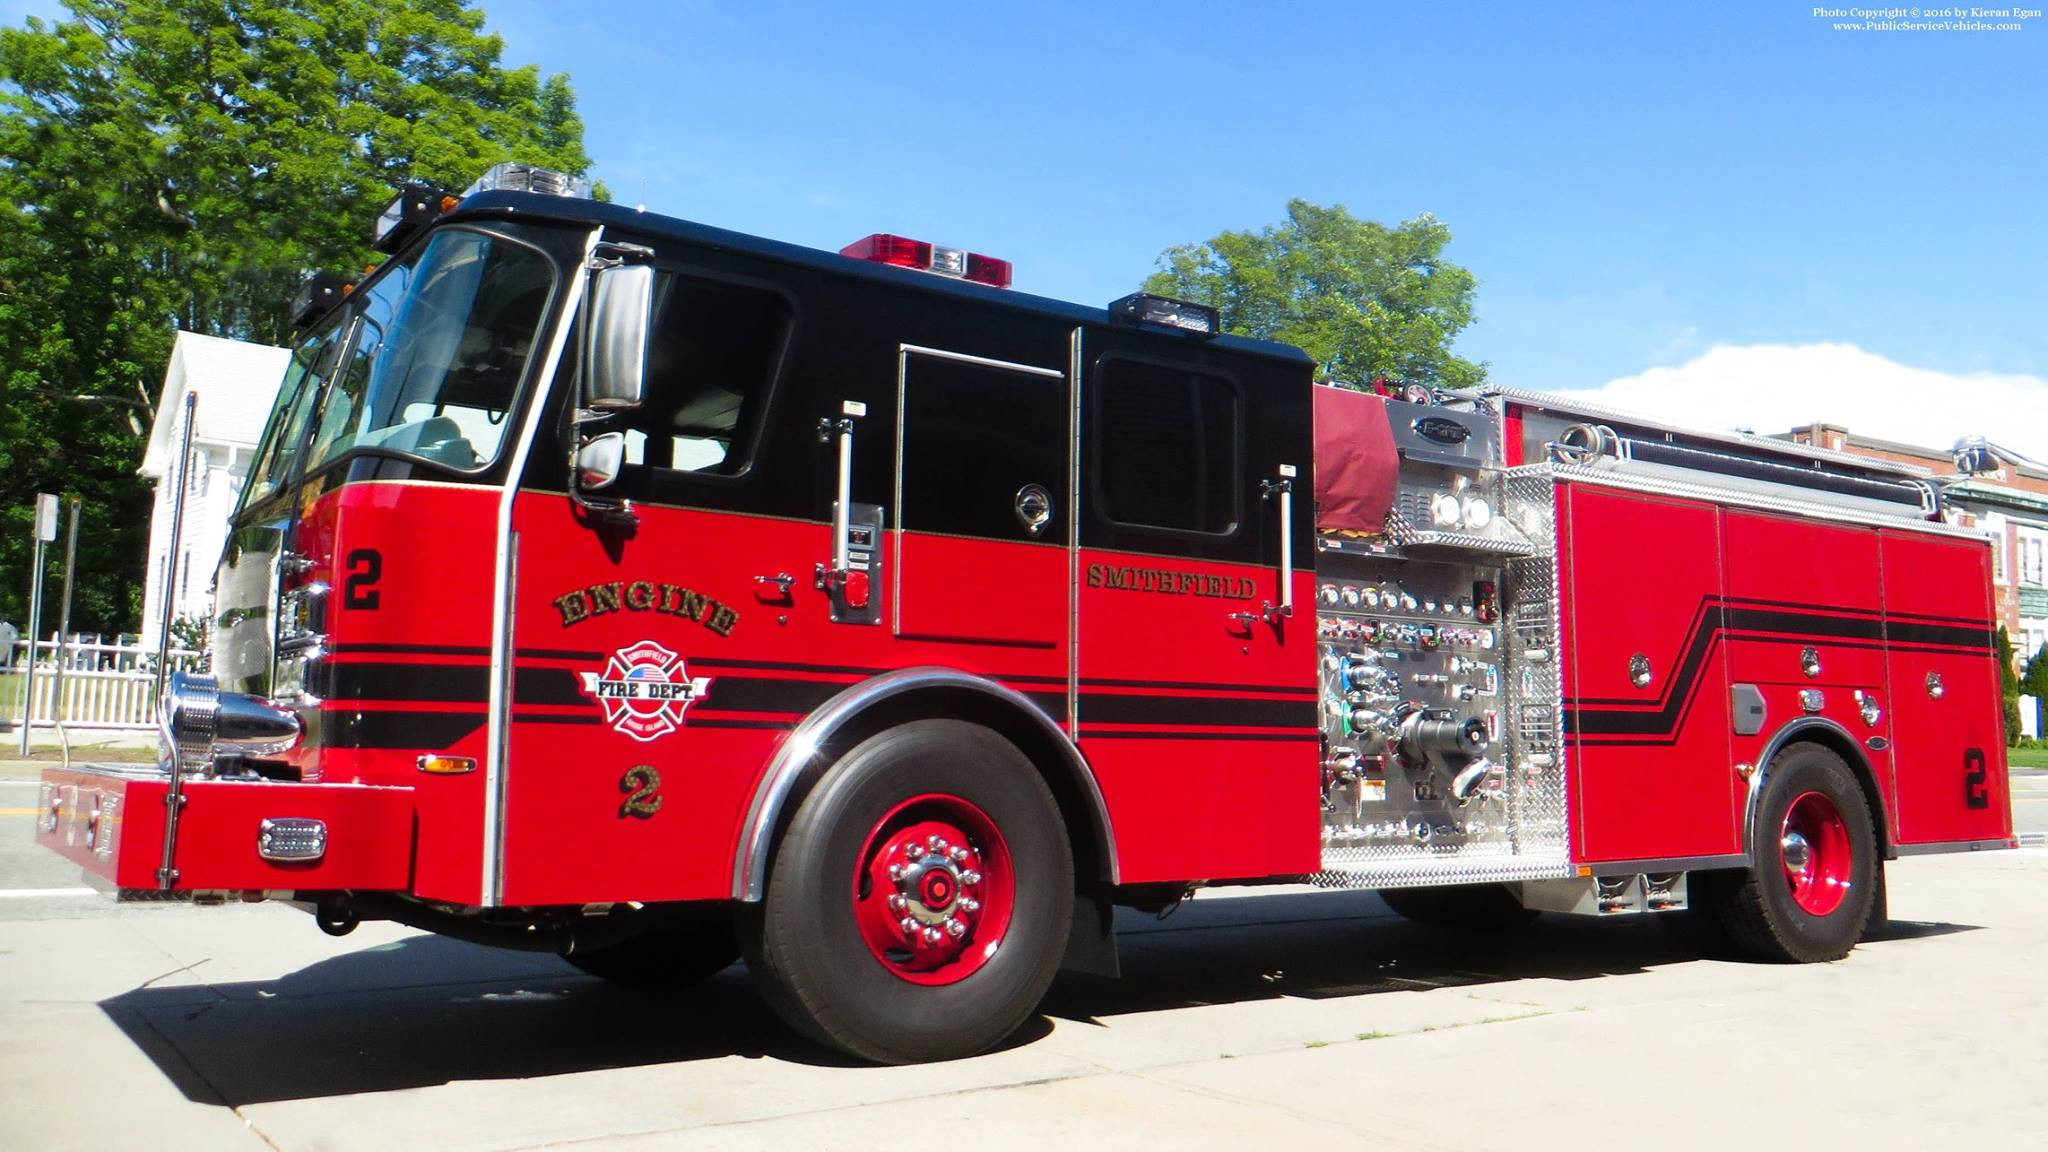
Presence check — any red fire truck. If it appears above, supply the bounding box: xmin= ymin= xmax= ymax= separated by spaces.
xmin=37 ymin=164 xmax=2013 ymax=1063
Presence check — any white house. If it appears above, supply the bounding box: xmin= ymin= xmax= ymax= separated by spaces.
xmin=137 ymin=332 xmax=291 ymax=649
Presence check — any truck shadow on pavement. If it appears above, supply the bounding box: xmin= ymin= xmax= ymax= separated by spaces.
xmin=99 ymin=889 xmax=1975 ymax=1107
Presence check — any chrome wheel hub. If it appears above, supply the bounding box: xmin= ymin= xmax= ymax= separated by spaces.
xmin=886 ymin=836 xmax=983 ymax=947
xmin=1781 ymin=829 xmax=1812 ymax=878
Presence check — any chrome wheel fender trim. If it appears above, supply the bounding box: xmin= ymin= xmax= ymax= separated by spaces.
xmin=732 ymin=666 xmax=1116 ymax=901
xmin=1742 ymin=716 xmax=1867 ymax=864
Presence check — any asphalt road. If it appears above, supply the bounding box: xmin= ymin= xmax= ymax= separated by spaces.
xmin=3 ymin=770 xmax=2046 ymax=1151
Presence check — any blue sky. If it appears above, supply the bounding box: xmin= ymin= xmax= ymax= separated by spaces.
xmin=473 ymin=1 xmax=2046 ymax=393
xmin=8 ymin=0 xmax=2046 ymax=451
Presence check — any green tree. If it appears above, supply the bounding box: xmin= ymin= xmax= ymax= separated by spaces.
xmin=1997 ymin=626 xmax=2023 ymax=747
xmin=0 ymin=0 xmax=595 ymax=633
xmin=1143 ymin=199 xmax=1488 ymax=390
xmin=2019 ymin=641 xmax=2048 ymax=739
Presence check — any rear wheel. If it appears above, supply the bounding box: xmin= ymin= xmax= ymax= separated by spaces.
xmin=1378 ymin=883 xmax=1538 ymax=929
xmin=742 ymin=720 xmax=1073 ymax=1064
xmin=562 ymin=905 xmax=739 ymax=986
xmin=1707 ymin=743 xmax=1876 ymax=962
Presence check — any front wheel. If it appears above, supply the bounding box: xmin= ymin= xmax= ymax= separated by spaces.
xmin=742 ymin=720 xmax=1073 ymax=1063
xmin=1706 ymin=743 xmax=1877 ymax=962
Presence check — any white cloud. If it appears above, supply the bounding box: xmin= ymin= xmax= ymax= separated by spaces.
xmin=1553 ymin=343 xmax=2048 ymax=466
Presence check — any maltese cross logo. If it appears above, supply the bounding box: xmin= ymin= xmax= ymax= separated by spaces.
xmin=579 ymin=640 xmax=712 ymax=742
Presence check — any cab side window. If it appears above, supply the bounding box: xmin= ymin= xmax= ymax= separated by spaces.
xmin=1092 ymin=356 xmax=1241 ymax=536
xmin=618 ymin=272 xmax=792 ymax=477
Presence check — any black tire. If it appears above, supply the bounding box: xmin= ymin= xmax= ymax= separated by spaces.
xmin=1377 ymin=883 xmax=1538 ymax=929
xmin=741 ymin=719 xmax=1073 ymax=1064
xmin=562 ymin=906 xmax=739 ymax=986
xmin=1707 ymin=743 xmax=1877 ymax=963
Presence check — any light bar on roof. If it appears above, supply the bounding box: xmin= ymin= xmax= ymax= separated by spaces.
xmin=462 ymin=162 xmax=592 ymax=200
xmin=839 ymin=233 xmax=1012 ymax=288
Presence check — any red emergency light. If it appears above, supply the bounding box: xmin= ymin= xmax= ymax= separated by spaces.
xmin=839 ymin=233 xmax=1012 ymax=289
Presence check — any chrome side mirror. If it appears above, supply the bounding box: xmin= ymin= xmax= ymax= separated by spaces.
xmin=584 ymin=262 xmax=653 ymax=411
xmin=576 ymin=430 xmax=626 ymax=490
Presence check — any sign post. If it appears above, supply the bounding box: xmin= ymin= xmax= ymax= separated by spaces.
xmin=49 ymin=497 xmax=81 ymax=742
xmin=18 ymin=492 xmax=58 ymax=755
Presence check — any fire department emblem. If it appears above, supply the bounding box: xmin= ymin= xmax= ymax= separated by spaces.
xmin=579 ymin=641 xmax=712 ymax=742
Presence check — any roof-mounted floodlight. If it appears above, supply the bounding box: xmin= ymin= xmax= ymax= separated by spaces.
xmin=1107 ymin=292 xmax=1220 ymax=338
xmin=373 ymin=181 xmax=456 ymax=253
xmin=290 ymin=271 xmax=354 ymax=331
xmin=1954 ymin=435 xmax=2044 ymax=475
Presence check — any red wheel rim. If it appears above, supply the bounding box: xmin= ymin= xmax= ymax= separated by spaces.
xmin=1779 ymin=790 xmax=1852 ymax=916
xmin=852 ymin=793 xmax=1016 ymax=986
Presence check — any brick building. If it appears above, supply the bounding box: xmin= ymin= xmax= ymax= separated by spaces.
xmin=1783 ymin=423 xmax=2048 ymax=667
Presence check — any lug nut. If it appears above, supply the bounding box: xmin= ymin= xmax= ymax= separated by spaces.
xmin=927 ymin=834 xmax=942 ymax=851
xmin=959 ymin=897 xmax=980 ymax=914
xmin=949 ymin=846 xmax=970 ymax=863
xmin=900 ymin=916 xmax=919 ymax=936
xmin=945 ymin=918 xmax=966 ymax=937
xmin=887 ymin=864 xmax=904 ymax=881
xmin=922 ymin=926 xmax=944 ymax=945
xmin=960 ymin=870 xmax=982 ymax=886
xmin=887 ymin=894 xmax=907 ymax=912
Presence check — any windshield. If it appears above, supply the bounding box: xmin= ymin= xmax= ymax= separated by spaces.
xmin=239 ymin=317 xmax=348 ymax=510
xmin=302 ymin=228 xmax=555 ymax=474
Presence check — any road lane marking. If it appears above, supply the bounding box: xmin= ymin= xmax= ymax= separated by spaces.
xmin=0 ymin=807 xmax=43 ymax=816
xmin=0 ymin=888 xmax=95 ymax=898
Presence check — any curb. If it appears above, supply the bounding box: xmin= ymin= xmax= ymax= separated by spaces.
xmin=2020 ymin=832 xmax=2048 ymax=848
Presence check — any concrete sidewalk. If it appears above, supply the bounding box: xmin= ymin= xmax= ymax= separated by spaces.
xmin=1 ymin=853 xmax=2043 ymax=1151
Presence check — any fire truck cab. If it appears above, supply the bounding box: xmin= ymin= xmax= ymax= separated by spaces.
xmin=37 ymin=165 xmax=2013 ymax=1063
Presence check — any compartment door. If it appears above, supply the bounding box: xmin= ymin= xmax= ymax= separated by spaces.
xmin=1882 ymin=531 xmax=2010 ymax=845
xmin=894 ymin=346 xmax=1070 ymax=647
xmin=1562 ymin=486 xmax=1738 ymax=862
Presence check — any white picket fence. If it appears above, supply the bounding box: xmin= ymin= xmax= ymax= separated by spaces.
xmin=3 ymin=639 xmax=205 ymax=732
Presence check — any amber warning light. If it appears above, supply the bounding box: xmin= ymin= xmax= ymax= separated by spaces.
xmin=839 ymin=233 xmax=1012 ymax=288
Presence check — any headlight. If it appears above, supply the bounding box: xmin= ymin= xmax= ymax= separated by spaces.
xmin=273 ymin=647 xmax=323 ymax=706
xmin=277 ymin=582 xmax=327 ymax=646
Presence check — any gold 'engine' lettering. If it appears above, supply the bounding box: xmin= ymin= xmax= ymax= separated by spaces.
xmin=555 ymin=578 xmax=742 ymax=637
xmin=554 ymin=591 xmax=591 ymax=626
xmin=625 ymin=581 xmax=657 ymax=611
